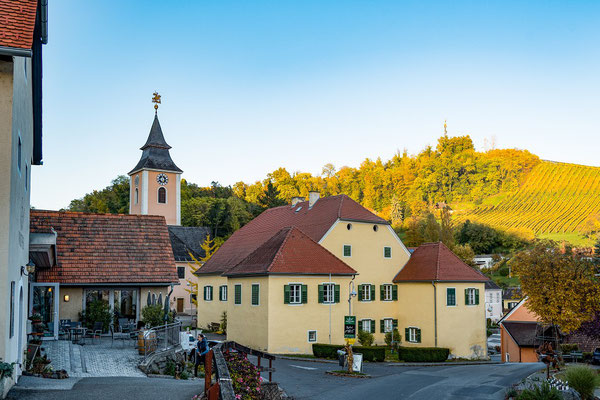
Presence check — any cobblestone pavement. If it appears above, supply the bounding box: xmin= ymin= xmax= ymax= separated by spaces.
xmin=43 ymin=338 xmax=145 ymax=377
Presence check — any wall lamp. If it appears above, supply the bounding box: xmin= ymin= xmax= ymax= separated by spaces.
xmin=64 ymin=295 xmax=70 ymax=302
xmin=21 ymin=260 xmax=36 ymax=276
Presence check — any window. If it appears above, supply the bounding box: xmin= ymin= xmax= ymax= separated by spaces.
xmin=219 ymin=285 xmax=227 ymax=302
xmin=359 ymin=284 xmax=372 ymax=301
xmin=17 ymin=136 xmax=21 ymax=173
xmin=406 ymin=327 xmax=421 ymax=343
xmin=383 ymin=246 xmax=392 ymax=258
xmin=285 ymin=284 xmax=307 ymax=304
xmin=446 ymin=288 xmax=456 ymax=306
xmin=251 ymin=284 xmax=260 ymax=306
xmin=360 ymin=319 xmax=375 ymax=334
xmin=308 ymin=330 xmax=317 ymax=342
xmin=204 ymin=286 xmax=213 ymax=301
xmin=9 ymin=282 xmax=15 ymax=338
xmin=465 ymin=288 xmax=479 ymax=306
xmin=380 ymin=284 xmax=397 ymax=301
xmin=177 ymin=266 xmax=185 ymax=279
xmin=322 ymin=283 xmax=336 ymax=303
xmin=158 ymin=187 xmax=166 ymax=203
xmin=343 ymin=245 xmax=352 ymax=257
xmin=234 ymin=284 xmax=241 ymax=305
xmin=346 ymin=223 xmax=352 ymax=230
xmin=135 ymin=188 xmax=139 ymax=204
xmin=373 ymin=225 xmax=378 ymax=232
xmin=380 ymin=318 xmax=398 ymax=333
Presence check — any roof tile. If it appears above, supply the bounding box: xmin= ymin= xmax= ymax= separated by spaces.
xmin=0 ymin=0 xmax=37 ymax=50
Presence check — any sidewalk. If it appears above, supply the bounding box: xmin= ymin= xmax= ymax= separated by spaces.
xmin=277 ymin=354 xmax=502 ymax=367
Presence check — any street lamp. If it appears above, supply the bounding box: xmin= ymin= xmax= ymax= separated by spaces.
xmin=348 ymin=279 xmax=357 ymax=316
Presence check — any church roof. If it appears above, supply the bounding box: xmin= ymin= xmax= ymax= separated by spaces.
xmin=129 ymin=114 xmax=183 ymax=175
xmin=168 ymin=226 xmax=212 ymax=262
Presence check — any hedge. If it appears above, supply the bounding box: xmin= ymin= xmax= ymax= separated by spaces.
xmin=312 ymin=344 xmax=386 ymax=362
xmin=397 ymin=346 xmax=450 ymax=362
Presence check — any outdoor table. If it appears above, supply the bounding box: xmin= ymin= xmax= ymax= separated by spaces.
xmin=68 ymin=327 xmax=87 ymax=344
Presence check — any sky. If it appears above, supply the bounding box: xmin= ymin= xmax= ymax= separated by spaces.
xmin=31 ymin=0 xmax=600 ymax=210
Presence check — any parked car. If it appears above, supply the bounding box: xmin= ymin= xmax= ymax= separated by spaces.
xmin=591 ymin=348 xmax=600 ymax=365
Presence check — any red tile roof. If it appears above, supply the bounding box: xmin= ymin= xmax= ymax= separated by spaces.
xmin=30 ymin=210 xmax=178 ymax=285
xmin=393 ymin=242 xmax=489 ymax=282
xmin=198 ymin=194 xmax=387 ymax=275
xmin=224 ymin=227 xmax=357 ymax=277
xmin=0 ymin=0 xmax=38 ymax=50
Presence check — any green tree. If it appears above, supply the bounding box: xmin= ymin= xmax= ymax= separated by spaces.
xmin=258 ymin=180 xmax=286 ymax=209
xmin=67 ymin=175 xmax=129 ymax=214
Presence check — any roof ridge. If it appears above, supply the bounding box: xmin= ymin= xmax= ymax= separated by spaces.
xmin=30 ymin=209 xmax=165 ymax=220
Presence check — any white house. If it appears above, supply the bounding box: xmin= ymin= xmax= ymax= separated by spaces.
xmin=474 ymin=255 xmax=495 ymax=269
xmin=485 ymin=280 xmax=503 ymax=323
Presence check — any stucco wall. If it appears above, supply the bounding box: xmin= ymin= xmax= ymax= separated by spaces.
xmin=319 ymin=221 xmax=410 ymax=344
xmin=398 ymin=282 xmax=436 ymax=347
xmin=485 ymin=288 xmax=503 ymax=322
xmin=500 ymin=324 xmax=536 ymax=362
xmin=171 ymin=261 xmax=196 ymax=315
xmin=226 ymin=277 xmax=270 ymax=352
xmin=196 ymin=274 xmax=228 ymax=329
xmin=129 ymin=170 xmax=180 ymax=225
xmin=0 ymin=56 xmax=33 ymax=395
xmin=58 ymin=287 xmax=84 ymax=321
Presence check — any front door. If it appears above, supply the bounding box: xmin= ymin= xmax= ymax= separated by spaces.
xmin=176 ymin=298 xmax=184 ymax=313
xmin=30 ymin=283 xmax=59 ymax=340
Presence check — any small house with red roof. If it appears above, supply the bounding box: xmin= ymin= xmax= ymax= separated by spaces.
xmin=393 ymin=242 xmax=489 ymax=358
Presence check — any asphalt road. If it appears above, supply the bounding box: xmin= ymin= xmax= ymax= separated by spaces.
xmin=271 ymin=358 xmax=543 ymax=400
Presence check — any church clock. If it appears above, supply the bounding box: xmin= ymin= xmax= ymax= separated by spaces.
xmin=156 ymin=173 xmax=169 ymax=186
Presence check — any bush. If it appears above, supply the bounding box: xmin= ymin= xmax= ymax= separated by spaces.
xmin=565 ymin=365 xmax=600 ymax=400
xmin=397 ymin=347 xmax=450 ymax=362
xmin=81 ymin=299 xmax=112 ymax=331
xmin=498 ymin=265 xmax=510 ymax=277
xmin=517 ymin=382 xmax=562 ymax=400
xmin=311 ymin=344 xmax=385 ymax=362
xmin=357 ymin=330 xmax=374 ymax=347
xmin=560 ymin=343 xmax=579 ymax=353
xmin=384 ymin=329 xmax=401 ymax=349
xmin=220 ymin=311 xmax=227 ymax=335
xmin=165 ymin=361 xmax=176 ymax=377
xmin=141 ymin=304 xmax=174 ymax=328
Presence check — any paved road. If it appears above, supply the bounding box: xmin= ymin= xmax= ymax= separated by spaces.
xmin=271 ymin=358 xmax=543 ymax=400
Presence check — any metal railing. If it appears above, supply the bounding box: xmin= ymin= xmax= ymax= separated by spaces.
xmin=140 ymin=321 xmax=182 ymax=360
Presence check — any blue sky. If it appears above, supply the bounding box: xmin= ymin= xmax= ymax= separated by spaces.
xmin=32 ymin=0 xmax=600 ymax=209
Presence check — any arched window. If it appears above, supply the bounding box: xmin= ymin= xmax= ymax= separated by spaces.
xmin=158 ymin=187 xmax=166 ymax=204
xmin=134 ymin=188 xmax=139 ymax=204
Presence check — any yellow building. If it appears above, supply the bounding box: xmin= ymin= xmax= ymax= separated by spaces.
xmin=196 ymin=193 xmax=489 ymax=359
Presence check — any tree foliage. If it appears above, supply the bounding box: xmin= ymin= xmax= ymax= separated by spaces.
xmin=67 ymin=175 xmax=130 ymax=214
xmin=186 ymin=234 xmax=220 ymax=307
xmin=511 ymin=240 xmax=600 ymax=333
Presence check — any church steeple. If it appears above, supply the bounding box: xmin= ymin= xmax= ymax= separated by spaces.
xmin=129 ymin=93 xmax=182 ymax=226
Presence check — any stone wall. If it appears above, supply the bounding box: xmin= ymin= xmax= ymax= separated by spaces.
xmin=138 ymin=347 xmax=186 ymax=375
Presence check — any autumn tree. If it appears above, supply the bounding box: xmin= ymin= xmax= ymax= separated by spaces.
xmin=511 ymin=240 xmax=600 ymax=333
xmin=186 ymin=234 xmax=220 ymax=306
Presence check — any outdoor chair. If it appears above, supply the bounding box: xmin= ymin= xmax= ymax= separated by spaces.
xmin=58 ymin=319 xmax=71 ymax=340
xmin=110 ymin=325 xmax=129 ymax=347
xmin=89 ymin=322 xmax=103 ymax=344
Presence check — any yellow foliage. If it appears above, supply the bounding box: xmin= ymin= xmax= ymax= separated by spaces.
xmin=185 ymin=234 xmax=220 ymax=306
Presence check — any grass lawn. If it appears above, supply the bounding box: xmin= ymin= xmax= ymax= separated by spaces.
xmin=537 ymin=232 xmax=594 ymax=247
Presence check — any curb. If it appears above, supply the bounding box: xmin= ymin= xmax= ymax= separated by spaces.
xmin=277 ymin=356 xmax=337 ymax=364
xmin=325 ymin=371 xmax=371 ymax=379
xmin=385 ymin=361 xmax=503 ymax=367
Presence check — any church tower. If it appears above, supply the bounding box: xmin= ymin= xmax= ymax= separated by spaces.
xmin=129 ymin=94 xmax=182 ymax=225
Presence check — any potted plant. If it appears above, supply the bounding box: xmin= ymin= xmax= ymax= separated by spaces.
xmin=29 ymin=313 xmax=42 ymax=323
xmin=0 ymin=360 xmax=15 ymax=394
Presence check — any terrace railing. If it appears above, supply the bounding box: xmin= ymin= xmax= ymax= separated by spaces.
xmin=140 ymin=321 xmax=182 ymax=360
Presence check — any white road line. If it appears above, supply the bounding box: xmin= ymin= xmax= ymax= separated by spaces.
xmin=290 ymin=365 xmax=318 ymax=371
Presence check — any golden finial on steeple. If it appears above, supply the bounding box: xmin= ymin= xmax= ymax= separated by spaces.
xmin=152 ymin=91 xmax=161 ymax=113
xmin=444 ymin=120 xmax=447 ymax=135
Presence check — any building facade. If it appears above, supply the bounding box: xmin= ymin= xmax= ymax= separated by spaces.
xmin=0 ymin=0 xmax=47 ymax=395
xmin=499 ymin=299 xmax=539 ymax=363
xmin=485 ymin=280 xmax=503 ymax=323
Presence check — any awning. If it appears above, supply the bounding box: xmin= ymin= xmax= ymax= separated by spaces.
xmin=29 ymin=231 xmax=57 ymax=268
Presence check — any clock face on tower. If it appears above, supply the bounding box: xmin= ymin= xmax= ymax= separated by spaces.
xmin=156 ymin=173 xmax=169 ymax=186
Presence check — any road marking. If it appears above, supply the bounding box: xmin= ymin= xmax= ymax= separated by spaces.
xmin=291 ymin=365 xmax=317 ymax=371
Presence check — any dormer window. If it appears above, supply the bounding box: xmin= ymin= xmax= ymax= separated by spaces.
xmin=158 ymin=187 xmax=166 ymax=204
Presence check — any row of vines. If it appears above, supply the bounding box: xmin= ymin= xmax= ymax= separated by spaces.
xmin=457 ymin=161 xmax=600 ymax=234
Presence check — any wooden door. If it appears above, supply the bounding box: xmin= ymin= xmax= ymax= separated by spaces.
xmin=176 ymin=298 xmax=184 ymax=313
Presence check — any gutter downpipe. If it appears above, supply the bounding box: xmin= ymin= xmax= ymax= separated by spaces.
xmin=432 ymin=281 xmax=437 ymax=347
xmin=329 ymin=273 xmax=332 ymax=344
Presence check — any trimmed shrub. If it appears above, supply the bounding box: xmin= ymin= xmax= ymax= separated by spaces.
xmin=397 ymin=346 xmax=450 ymax=362
xmin=565 ymin=365 xmax=600 ymax=400
xmin=311 ymin=344 xmax=385 ymax=362
xmin=141 ymin=304 xmax=174 ymax=328
xmin=560 ymin=343 xmax=579 ymax=353
xmin=357 ymin=330 xmax=374 ymax=347
xmin=517 ymin=382 xmax=562 ymax=400
xmin=385 ymin=329 xmax=401 ymax=349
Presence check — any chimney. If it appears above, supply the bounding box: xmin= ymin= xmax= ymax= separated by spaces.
xmin=308 ymin=191 xmax=320 ymax=208
xmin=291 ymin=197 xmax=304 ymax=207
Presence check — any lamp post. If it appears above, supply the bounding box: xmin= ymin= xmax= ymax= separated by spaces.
xmin=348 ymin=278 xmax=357 ymax=316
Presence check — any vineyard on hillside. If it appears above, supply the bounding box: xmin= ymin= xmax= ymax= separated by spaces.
xmin=457 ymin=161 xmax=600 ymax=235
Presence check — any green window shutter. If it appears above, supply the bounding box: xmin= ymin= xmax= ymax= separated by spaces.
xmin=357 ymin=285 xmax=363 ymax=301
xmin=219 ymin=287 xmax=223 ymax=301
xmin=252 ymin=285 xmax=259 ymax=305
xmin=301 ymin=285 xmax=308 ymax=304
xmin=416 ymin=329 xmax=421 ymax=343
xmin=380 ymin=320 xmax=385 ymax=333
xmin=405 ymin=328 xmax=409 ymax=341
xmin=343 ymin=245 xmax=351 ymax=257
xmin=284 ymin=285 xmax=290 ymax=304
xmin=370 ymin=320 xmax=375 ymax=334
xmin=393 ymin=319 xmax=398 ymax=328
xmin=318 ymin=284 xmax=324 ymax=304
xmin=359 ymin=320 xmax=364 ymax=332
xmin=235 ymin=285 xmax=241 ymax=305
xmin=392 ymin=285 xmax=398 ymax=301
xmin=475 ymin=289 xmax=480 ymax=305
xmin=447 ymin=288 xmax=455 ymax=306
xmin=334 ymin=285 xmax=340 ymax=303
xmin=465 ymin=288 xmax=469 ymax=305
xmin=380 ymin=285 xmax=385 ymax=301
xmin=370 ymin=285 xmax=375 ymax=301
xmin=384 ymin=247 xmax=391 ymax=258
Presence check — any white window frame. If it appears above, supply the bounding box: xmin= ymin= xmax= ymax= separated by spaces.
xmin=219 ymin=285 xmax=227 ymax=302
xmin=360 ymin=319 xmax=372 ymax=333
xmin=407 ymin=326 xmax=419 ymax=343
xmin=177 ymin=266 xmax=186 ymax=279
xmin=361 ymin=284 xmax=372 ymax=302
xmin=383 ymin=318 xmax=394 ymax=333
xmin=343 ymin=244 xmax=352 ymax=257
xmin=307 ymin=330 xmax=317 ymax=343
xmin=234 ymin=284 xmax=242 ymax=305
xmin=466 ymin=287 xmax=477 ymax=306
xmin=289 ymin=283 xmax=302 ymax=305
xmin=251 ymin=283 xmax=260 ymax=306
xmin=383 ymin=284 xmax=393 ymax=301
xmin=157 ymin=187 xmax=168 ymax=204
xmin=204 ymin=286 xmax=213 ymax=302
xmin=383 ymin=246 xmax=392 ymax=258
xmin=446 ymin=287 xmax=456 ymax=307
xmin=323 ymin=282 xmax=335 ymax=304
